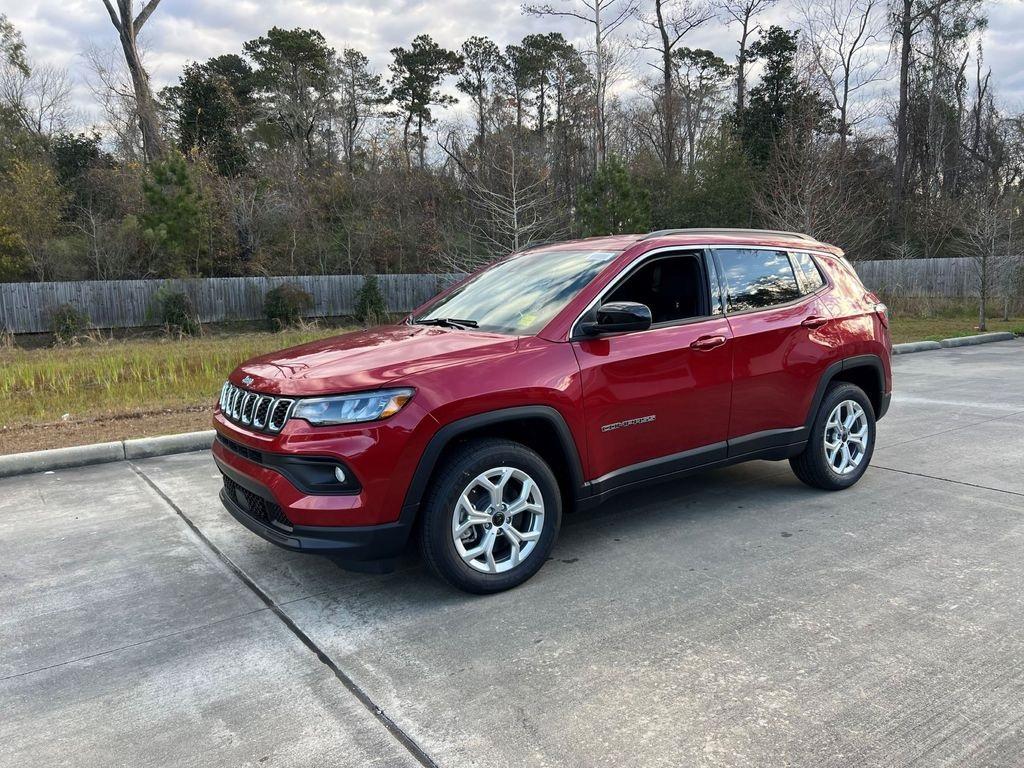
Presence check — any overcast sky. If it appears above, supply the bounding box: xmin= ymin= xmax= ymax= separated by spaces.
xmin=7 ymin=0 xmax=1024 ymax=130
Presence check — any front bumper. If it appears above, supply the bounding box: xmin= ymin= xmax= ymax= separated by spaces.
xmin=215 ymin=454 xmax=413 ymax=566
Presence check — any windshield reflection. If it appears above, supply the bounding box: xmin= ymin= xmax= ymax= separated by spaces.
xmin=415 ymin=249 xmax=620 ymax=334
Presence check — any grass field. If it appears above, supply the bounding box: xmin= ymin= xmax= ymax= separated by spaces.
xmin=887 ymin=315 xmax=1024 ymax=344
xmin=0 ymin=326 xmax=346 ymax=454
xmin=0 ymin=314 xmax=1019 ymax=454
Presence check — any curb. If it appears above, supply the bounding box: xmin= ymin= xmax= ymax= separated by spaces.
xmin=893 ymin=332 xmax=1017 ymax=355
xmin=0 ymin=430 xmax=215 ymax=479
xmin=939 ymin=331 xmax=1016 ymax=348
xmin=892 ymin=340 xmax=942 ymax=355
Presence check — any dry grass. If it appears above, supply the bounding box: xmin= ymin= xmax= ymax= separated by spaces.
xmin=0 ymin=326 xmax=346 ymax=429
xmin=0 ymin=311 xmax=1018 ymax=455
xmin=888 ymin=315 xmax=1023 ymax=344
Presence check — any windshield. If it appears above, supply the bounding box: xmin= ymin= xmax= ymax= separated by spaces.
xmin=413 ymin=249 xmax=620 ymax=334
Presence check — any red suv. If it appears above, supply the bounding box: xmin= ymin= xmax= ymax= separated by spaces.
xmin=213 ymin=229 xmax=891 ymax=593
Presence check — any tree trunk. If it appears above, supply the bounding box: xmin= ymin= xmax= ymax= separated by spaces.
xmin=736 ymin=16 xmax=751 ymax=114
xmin=656 ymin=0 xmax=676 ymax=172
xmin=104 ymin=0 xmax=165 ymax=163
xmin=893 ymin=0 xmax=913 ymax=228
xmin=594 ymin=2 xmax=606 ymax=167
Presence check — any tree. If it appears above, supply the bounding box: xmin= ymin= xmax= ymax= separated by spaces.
xmin=736 ymin=26 xmax=831 ymax=167
xmin=162 ymin=56 xmax=254 ymax=175
xmin=389 ymin=35 xmax=463 ymax=169
xmin=635 ymin=0 xmax=714 ymax=171
xmin=440 ymin=130 xmax=564 ymax=261
xmin=891 ymin=0 xmax=982 ymax=216
xmin=0 ymin=16 xmax=73 ymax=140
xmin=714 ymin=0 xmax=779 ymax=113
xmin=244 ymin=28 xmax=339 ymax=170
xmin=524 ymin=0 xmax=639 ymax=165
xmin=754 ymin=133 xmax=884 ymax=258
xmin=674 ymin=48 xmax=733 ymax=171
xmin=0 ymin=15 xmax=28 ymax=76
xmin=336 ymin=49 xmax=387 ymax=173
xmin=578 ymin=156 xmax=651 ymax=234
xmin=798 ymin=0 xmax=887 ymax=153
xmin=100 ymin=0 xmax=165 ymax=162
xmin=457 ymin=37 xmax=503 ymax=155
xmin=141 ymin=153 xmax=201 ymax=276
xmin=0 ymin=159 xmax=68 ymax=280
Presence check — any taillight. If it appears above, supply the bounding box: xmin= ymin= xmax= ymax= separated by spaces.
xmin=873 ymin=302 xmax=889 ymax=328
xmin=864 ymin=291 xmax=889 ymax=328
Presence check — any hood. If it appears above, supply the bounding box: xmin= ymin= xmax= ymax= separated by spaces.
xmin=233 ymin=324 xmax=519 ymax=395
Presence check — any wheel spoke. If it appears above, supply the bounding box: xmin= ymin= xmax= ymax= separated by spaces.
xmin=506 ymin=536 xmax=520 ymax=567
xmin=506 ymin=524 xmax=540 ymax=545
xmin=479 ymin=468 xmax=513 ymax=506
xmin=838 ymin=443 xmax=851 ymax=473
xmin=461 ymin=528 xmax=496 ymax=563
xmin=484 ymin=530 xmax=498 ymax=572
xmin=507 ymin=478 xmax=541 ymax=514
xmin=848 ymin=426 xmax=868 ymax=448
xmin=844 ymin=407 xmax=860 ymax=430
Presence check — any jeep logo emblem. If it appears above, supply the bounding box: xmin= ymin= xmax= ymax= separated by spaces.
xmin=241 ymin=375 xmax=254 ymax=386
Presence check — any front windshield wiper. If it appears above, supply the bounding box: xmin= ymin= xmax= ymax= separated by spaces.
xmin=412 ymin=317 xmax=479 ymax=330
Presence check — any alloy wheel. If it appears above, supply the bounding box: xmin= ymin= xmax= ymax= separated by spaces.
xmin=451 ymin=466 xmax=545 ymax=574
xmin=824 ymin=399 xmax=869 ymax=475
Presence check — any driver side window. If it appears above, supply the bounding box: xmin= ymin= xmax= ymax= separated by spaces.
xmin=605 ymin=253 xmax=709 ymax=325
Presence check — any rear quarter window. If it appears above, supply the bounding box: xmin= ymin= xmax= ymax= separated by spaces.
xmin=715 ymin=248 xmax=802 ymax=312
xmin=790 ymin=251 xmax=826 ymax=294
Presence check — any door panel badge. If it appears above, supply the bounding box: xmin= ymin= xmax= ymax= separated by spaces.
xmin=601 ymin=415 xmax=656 ymax=433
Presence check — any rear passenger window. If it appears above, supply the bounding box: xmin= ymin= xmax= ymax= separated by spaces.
xmin=715 ymin=249 xmax=802 ymax=312
xmin=790 ymin=251 xmax=825 ymax=294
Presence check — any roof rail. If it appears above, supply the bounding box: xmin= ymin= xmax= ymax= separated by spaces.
xmin=642 ymin=228 xmax=816 ymax=242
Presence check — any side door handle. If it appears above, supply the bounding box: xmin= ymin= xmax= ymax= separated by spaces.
xmin=801 ymin=316 xmax=829 ymax=329
xmin=690 ymin=334 xmax=727 ymax=351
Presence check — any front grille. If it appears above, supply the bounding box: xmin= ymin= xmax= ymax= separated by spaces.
xmin=223 ymin=474 xmax=293 ymax=530
xmin=219 ymin=382 xmax=294 ymax=433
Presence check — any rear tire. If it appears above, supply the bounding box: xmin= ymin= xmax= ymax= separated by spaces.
xmin=419 ymin=438 xmax=562 ymax=594
xmin=790 ymin=382 xmax=876 ymax=491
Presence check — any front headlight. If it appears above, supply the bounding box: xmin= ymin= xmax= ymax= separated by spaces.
xmin=290 ymin=388 xmax=415 ymax=426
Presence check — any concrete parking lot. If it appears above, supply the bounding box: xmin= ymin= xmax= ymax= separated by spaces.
xmin=2 ymin=340 xmax=1022 ymax=768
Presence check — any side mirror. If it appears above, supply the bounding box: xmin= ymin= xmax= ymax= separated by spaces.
xmin=580 ymin=301 xmax=653 ymax=336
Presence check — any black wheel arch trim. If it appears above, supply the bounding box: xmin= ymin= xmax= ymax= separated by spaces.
xmin=805 ymin=354 xmax=888 ymax=427
xmin=400 ymin=405 xmax=587 ymax=518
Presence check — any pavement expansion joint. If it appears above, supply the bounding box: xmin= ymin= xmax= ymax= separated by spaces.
xmin=127 ymin=461 xmax=441 ymax=768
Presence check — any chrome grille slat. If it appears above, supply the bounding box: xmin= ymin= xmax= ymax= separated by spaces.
xmin=252 ymin=396 xmax=273 ymax=429
xmin=240 ymin=392 xmax=256 ymax=424
xmin=218 ymin=382 xmax=294 ymax=434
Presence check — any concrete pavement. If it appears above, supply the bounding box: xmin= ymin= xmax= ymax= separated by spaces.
xmin=2 ymin=340 xmax=1022 ymax=767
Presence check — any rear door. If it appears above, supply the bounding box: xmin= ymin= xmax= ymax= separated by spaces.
xmin=713 ymin=247 xmax=838 ymax=454
xmin=572 ymin=249 xmax=733 ymax=484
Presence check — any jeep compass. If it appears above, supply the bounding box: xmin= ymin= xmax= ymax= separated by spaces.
xmin=213 ymin=229 xmax=892 ymax=593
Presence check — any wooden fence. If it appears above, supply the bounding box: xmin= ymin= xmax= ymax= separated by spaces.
xmin=853 ymin=256 xmax=1023 ymax=299
xmin=0 ymin=274 xmax=461 ymax=334
xmin=3 ymin=257 xmax=1021 ymax=333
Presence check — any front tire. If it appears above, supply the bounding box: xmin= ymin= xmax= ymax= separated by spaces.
xmin=790 ymin=382 xmax=876 ymax=491
xmin=419 ymin=438 xmax=562 ymax=594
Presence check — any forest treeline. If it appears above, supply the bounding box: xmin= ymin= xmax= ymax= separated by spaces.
xmin=0 ymin=0 xmax=1019 ymax=283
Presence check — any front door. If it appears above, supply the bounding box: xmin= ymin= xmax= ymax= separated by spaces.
xmin=572 ymin=250 xmax=733 ymax=485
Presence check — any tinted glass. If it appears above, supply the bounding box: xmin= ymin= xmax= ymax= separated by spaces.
xmin=606 ymin=254 xmax=707 ymax=324
xmin=415 ymin=249 xmax=619 ymax=334
xmin=716 ymin=249 xmax=802 ymax=311
xmin=790 ymin=251 xmax=825 ymax=294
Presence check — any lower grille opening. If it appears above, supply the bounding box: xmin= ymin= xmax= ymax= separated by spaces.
xmin=223 ymin=474 xmax=293 ymax=531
